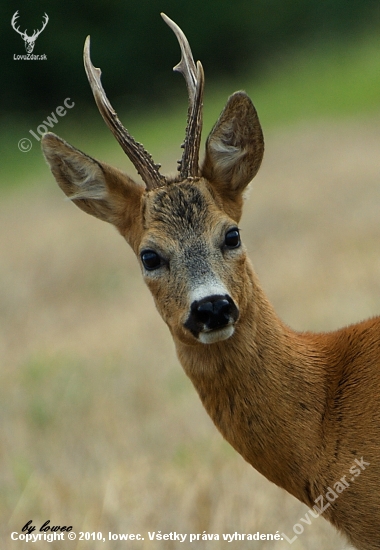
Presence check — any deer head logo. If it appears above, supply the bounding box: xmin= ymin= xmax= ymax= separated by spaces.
xmin=11 ymin=11 xmax=49 ymax=54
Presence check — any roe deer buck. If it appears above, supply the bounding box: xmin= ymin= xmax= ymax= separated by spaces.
xmin=41 ymin=14 xmax=380 ymax=550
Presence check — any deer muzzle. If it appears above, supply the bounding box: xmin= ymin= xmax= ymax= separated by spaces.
xmin=185 ymin=294 xmax=239 ymax=344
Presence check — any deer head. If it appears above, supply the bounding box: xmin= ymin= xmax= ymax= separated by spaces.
xmin=41 ymin=13 xmax=264 ymax=346
xmin=11 ymin=11 xmax=49 ymax=54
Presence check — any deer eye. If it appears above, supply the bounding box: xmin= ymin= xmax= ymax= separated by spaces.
xmin=224 ymin=228 xmax=240 ymax=249
xmin=141 ymin=250 xmax=162 ymax=270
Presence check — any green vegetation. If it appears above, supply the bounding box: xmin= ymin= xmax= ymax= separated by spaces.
xmin=4 ymin=0 xmax=379 ymax=112
xmin=250 ymin=34 xmax=380 ymax=126
xmin=2 ymin=31 xmax=380 ymax=191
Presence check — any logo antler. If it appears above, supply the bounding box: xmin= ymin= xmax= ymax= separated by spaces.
xmin=11 ymin=11 xmax=49 ymax=54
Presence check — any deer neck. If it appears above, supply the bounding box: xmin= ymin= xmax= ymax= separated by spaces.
xmin=174 ymin=261 xmax=328 ymax=505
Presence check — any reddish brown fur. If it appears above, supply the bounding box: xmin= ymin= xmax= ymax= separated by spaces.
xmin=42 ymin=66 xmax=380 ymax=550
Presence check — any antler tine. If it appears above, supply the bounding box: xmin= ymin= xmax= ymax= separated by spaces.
xmin=161 ymin=13 xmax=204 ymax=179
xmin=31 ymin=14 xmax=49 ymax=40
xmin=161 ymin=13 xmax=197 ymax=102
xmin=11 ymin=11 xmax=24 ymax=37
xmin=39 ymin=13 xmax=49 ymax=33
xmin=83 ymin=36 xmax=166 ymax=190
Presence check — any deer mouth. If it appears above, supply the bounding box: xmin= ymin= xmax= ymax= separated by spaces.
xmin=198 ymin=324 xmax=235 ymax=344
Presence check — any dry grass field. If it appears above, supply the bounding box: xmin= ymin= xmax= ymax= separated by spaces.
xmin=2 ymin=114 xmax=380 ymax=549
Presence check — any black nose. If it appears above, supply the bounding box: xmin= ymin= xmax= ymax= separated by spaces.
xmin=196 ymin=298 xmax=231 ymax=327
xmin=185 ymin=294 xmax=239 ymax=336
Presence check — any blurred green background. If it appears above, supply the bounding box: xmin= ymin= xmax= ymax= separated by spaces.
xmin=3 ymin=0 xmax=380 ymax=111
xmin=1 ymin=0 xmax=380 ymax=189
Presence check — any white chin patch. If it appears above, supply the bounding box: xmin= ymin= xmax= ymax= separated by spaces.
xmin=198 ymin=325 xmax=235 ymax=344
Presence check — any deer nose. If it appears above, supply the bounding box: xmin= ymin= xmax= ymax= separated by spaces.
xmin=185 ymin=294 xmax=239 ymax=336
xmin=197 ymin=298 xmax=231 ymax=327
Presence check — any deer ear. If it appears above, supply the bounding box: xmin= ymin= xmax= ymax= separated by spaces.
xmin=41 ymin=133 xmax=144 ymax=237
xmin=202 ymin=92 xmax=264 ymax=197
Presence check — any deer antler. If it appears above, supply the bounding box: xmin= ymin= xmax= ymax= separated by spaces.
xmin=161 ymin=13 xmax=204 ymax=179
xmin=11 ymin=11 xmax=26 ymax=38
xmin=83 ymin=15 xmax=204 ymax=188
xmin=83 ymin=37 xmax=166 ymax=190
xmin=31 ymin=13 xmax=49 ymax=40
